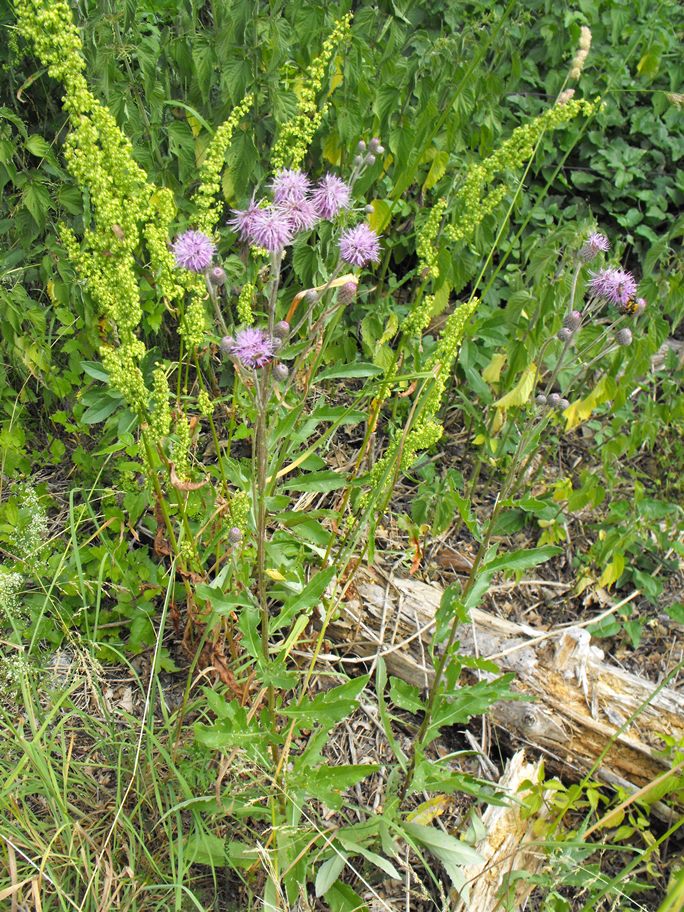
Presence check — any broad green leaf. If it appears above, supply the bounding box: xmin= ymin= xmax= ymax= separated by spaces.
xmin=368 ymin=200 xmax=392 ymax=234
xmin=422 ymin=150 xmax=449 ymax=191
xmin=271 ymin=565 xmax=336 ymax=631
xmin=282 ymin=470 xmax=347 ymax=493
xmin=315 ymin=853 xmax=348 ymax=897
xmin=280 ymin=675 xmax=369 ymax=730
xmin=403 ymin=821 xmax=482 ymax=888
xmin=317 ymin=363 xmax=383 ymax=382
xmin=483 ymin=545 xmax=560 ymax=574
xmin=389 ymin=677 xmax=423 ymax=714
xmin=482 ymin=352 xmax=507 ymax=384
xmin=493 ymin=363 xmax=537 ymax=410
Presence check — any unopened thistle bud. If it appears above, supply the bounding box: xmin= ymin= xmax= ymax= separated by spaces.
xmin=560 ymin=398 xmax=570 ymax=410
xmin=353 ymin=155 xmax=364 ymax=167
xmin=579 ymin=232 xmax=610 ymax=261
xmin=338 ymin=280 xmax=358 ymax=305
xmin=557 ymin=327 xmax=574 ymax=343
xmin=616 ymin=328 xmax=632 ymax=346
xmin=209 ymin=266 xmax=226 ymax=286
xmin=229 ymin=527 xmax=243 ymax=544
xmin=548 ymin=393 xmax=562 ymax=408
xmin=365 ymin=154 xmax=376 ymax=166
xmin=273 ymin=363 xmax=289 ymax=382
xmin=274 ymin=320 xmax=290 ymax=338
xmin=272 ymin=336 xmax=283 ymax=351
xmin=220 ymin=335 xmax=234 ymax=354
xmin=305 ymin=289 xmax=320 ymax=304
xmin=564 ymin=310 xmax=582 ymax=331
xmin=536 ymin=393 xmax=548 ymax=405
xmin=357 ymin=140 xmax=367 ymax=152
xmin=634 ymin=297 xmax=647 ymax=316
xmin=369 ymin=137 xmax=381 ymax=153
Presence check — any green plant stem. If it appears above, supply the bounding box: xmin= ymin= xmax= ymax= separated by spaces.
xmin=396 ymin=493 xmax=504 ymax=804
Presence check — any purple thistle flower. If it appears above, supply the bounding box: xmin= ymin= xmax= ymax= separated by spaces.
xmin=589 ymin=268 xmax=638 ymax=307
xmin=226 ymin=328 xmax=277 ymax=369
xmin=339 ymin=223 xmax=381 ymax=267
xmin=171 ymin=230 xmax=215 ymax=273
xmin=228 ymin=196 xmax=262 ymax=242
xmin=244 ymin=206 xmax=294 ymax=252
xmin=272 ymin=169 xmax=311 ymax=204
xmin=277 ymin=198 xmax=319 ymax=233
xmin=312 ymin=174 xmax=351 ymax=220
xmin=579 ymin=232 xmax=610 ymax=261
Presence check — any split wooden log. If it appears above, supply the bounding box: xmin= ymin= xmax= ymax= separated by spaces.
xmin=454 ymin=750 xmax=549 ymax=912
xmin=331 ymin=569 xmax=684 ymax=812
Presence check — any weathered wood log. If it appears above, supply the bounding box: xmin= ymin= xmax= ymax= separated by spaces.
xmin=454 ymin=750 xmax=549 ymax=912
xmin=331 ymin=569 xmax=684 ymax=809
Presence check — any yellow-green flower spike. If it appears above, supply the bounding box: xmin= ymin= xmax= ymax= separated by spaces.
xmin=271 ymin=14 xmax=353 ymax=172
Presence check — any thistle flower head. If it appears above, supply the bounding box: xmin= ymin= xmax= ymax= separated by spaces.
xmin=171 ymin=230 xmax=215 ymax=273
xmin=557 ymin=327 xmax=574 ymax=343
xmin=579 ymin=232 xmax=610 ymax=261
xmin=277 ymin=198 xmax=319 ymax=233
xmin=228 ymin=197 xmax=262 ymax=242
xmin=338 ymin=280 xmax=358 ymax=305
xmin=273 ymin=363 xmax=289 ymax=382
xmin=274 ymin=320 xmax=290 ymax=339
xmin=312 ymin=174 xmax=351 ymax=220
xmin=564 ymin=310 xmax=582 ymax=331
xmin=339 ymin=223 xmax=381 ymax=267
xmin=548 ymin=392 xmax=561 ymax=408
xmin=589 ymin=267 xmax=638 ymax=307
xmin=245 ymin=207 xmax=294 ymax=252
xmin=226 ymin=327 xmax=277 ymax=368
xmin=616 ymin=328 xmax=633 ymax=346
xmin=272 ymin=169 xmax=311 ymax=204
xmin=209 ymin=266 xmax=226 ymax=286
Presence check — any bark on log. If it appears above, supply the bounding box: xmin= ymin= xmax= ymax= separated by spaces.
xmin=454 ymin=750 xmax=549 ymax=912
xmin=331 ymin=569 xmax=684 ymax=810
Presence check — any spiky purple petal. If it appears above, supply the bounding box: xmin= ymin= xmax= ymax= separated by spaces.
xmin=339 ymin=224 xmax=381 ymax=267
xmin=312 ymin=174 xmax=351 ymax=220
xmin=171 ymin=230 xmax=215 ymax=273
xmin=589 ymin=268 xmax=637 ymax=306
xmin=272 ymin=169 xmax=311 ymax=204
xmin=227 ymin=328 xmax=277 ymax=369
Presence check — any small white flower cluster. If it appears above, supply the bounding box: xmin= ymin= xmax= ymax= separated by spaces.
xmin=570 ymin=26 xmax=592 ymax=81
xmin=11 ymin=483 xmax=49 ymax=569
xmin=0 ymin=569 xmax=24 ymax=623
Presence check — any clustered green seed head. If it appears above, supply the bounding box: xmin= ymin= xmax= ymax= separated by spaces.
xmin=15 ymin=0 xmax=175 ymax=421
xmin=197 ymin=389 xmax=213 ymax=418
xmin=416 ymin=198 xmax=447 ymax=279
xmin=237 ymin=283 xmax=256 ymax=325
xmin=360 ymin=298 xmax=480 ymax=511
xmin=228 ymin=490 xmax=250 ymax=533
xmin=402 ymin=294 xmax=435 ymax=339
xmin=271 ymin=13 xmax=353 ymax=172
xmin=423 ymin=298 xmax=480 ymax=413
xmin=171 ymin=413 xmax=192 ymax=481
xmin=101 ymin=342 xmax=148 ymax=415
xmin=149 ymin=366 xmax=172 ymax=442
xmin=194 ymin=95 xmax=254 ymax=236
xmin=180 ymin=292 xmax=208 ymax=349
xmin=445 ymin=98 xmax=597 ymax=246
xmin=145 ymin=189 xmax=185 ymax=306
